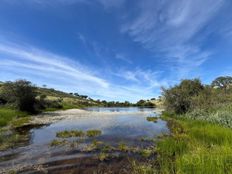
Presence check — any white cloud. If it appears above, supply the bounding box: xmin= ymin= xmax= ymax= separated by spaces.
xmin=0 ymin=42 xmax=162 ymax=102
xmin=122 ymin=0 xmax=225 ymax=78
xmin=115 ymin=53 xmax=132 ymax=64
xmin=0 ymin=43 xmax=109 ymax=88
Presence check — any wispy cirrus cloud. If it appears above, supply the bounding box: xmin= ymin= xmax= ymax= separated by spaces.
xmin=0 ymin=41 xmax=162 ymax=101
xmin=121 ymin=0 xmax=225 ymax=78
xmin=0 ymin=43 xmax=109 ymax=88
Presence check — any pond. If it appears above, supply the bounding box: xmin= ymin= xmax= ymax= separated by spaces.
xmin=0 ymin=107 xmax=169 ymax=173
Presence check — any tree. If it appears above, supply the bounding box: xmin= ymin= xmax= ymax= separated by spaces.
xmin=211 ymin=76 xmax=232 ymax=92
xmin=1 ymin=80 xmax=37 ymax=112
xmin=162 ymin=79 xmax=204 ymax=114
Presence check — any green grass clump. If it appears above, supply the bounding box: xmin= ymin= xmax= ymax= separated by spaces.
xmin=146 ymin=117 xmax=158 ymax=122
xmin=131 ymin=161 xmax=157 ymax=174
xmin=56 ymin=130 xmax=85 ymax=138
xmin=0 ymin=107 xmax=29 ymax=127
xmin=86 ymin=130 xmax=102 ymax=137
xmin=0 ymin=130 xmax=29 ymax=150
xmin=11 ymin=117 xmax=31 ymax=128
xmin=50 ymin=139 xmax=67 ymax=146
xmin=56 ymin=129 xmax=102 ymax=139
xmin=98 ymin=152 xmax=109 ymax=161
xmin=118 ymin=143 xmax=129 ymax=152
xmin=139 ymin=149 xmax=153 ymax=158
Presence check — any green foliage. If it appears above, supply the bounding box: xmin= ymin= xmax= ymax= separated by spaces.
xmin=136 ymin=100 xmax=156 ymax=107
xmin=0 ymin=80 xmax=37 ymax=113
xmin=155 ymin=117 xmax=232 ymax=174
xmin=50 ymin=139 xmax=68 ymax=146
xmin=0 ymin=107 xmax=28 ymax=127
xmin=56 ymin=129 xmax=102 ymax=138
xmin=211 ymin=76 xmax=232 ymax=91
xmin=56 ymin=130 xmax=85 ymax=138
xmin=0 ymin=129 xmax=29 ymax=150
xmin=86 ymin=130 xmax=102 ymax=137
xmin=139 ymin=149 xmax=153 ymax=158
xmin=98 ymin=152 xmax=109 ymax=161
xmin=132 ymin=161 xmax=157 ymax=174
xmin=146 ymin=117 xmax=158 ymax=122
xmin=162 ymin=79 xmax=204 ymax=114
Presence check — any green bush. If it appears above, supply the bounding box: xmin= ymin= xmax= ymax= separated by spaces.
xmin=1 ymin=80 xmax=37 ymax=113
xmin=162 ymin=79 xmax=204 ymax=114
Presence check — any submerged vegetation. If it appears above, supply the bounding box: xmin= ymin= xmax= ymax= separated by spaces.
xmin=86 ymin=130 xmax=102 ymax=137
xmin=56 ymin=130 xmax=85 ymax=138
xmin=56 ymin=129 xmax=102 ymax=138
xmin=146 ymin=117 xmax=158 ymax=122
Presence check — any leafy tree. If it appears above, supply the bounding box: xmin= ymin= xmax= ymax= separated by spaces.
xmin=211 ymin=76 xmax=232 ymax=92
xmin=1 ymin=80 xmax=37 ymax=112
xmin=162 ymin=79 xmax=204 ymax=114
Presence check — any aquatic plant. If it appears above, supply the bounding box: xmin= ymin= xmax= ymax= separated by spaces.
xmin=56 ymin=130 xmax=85 ymax=138
xmin=86 ymin=129 xmax=102 ymax=137
xmin=98 ymin=152 xmax=109 ymax=161
xmin=146 ymin=117 xmax=158 ymax=122
xmin=139 ymin=149 xmax=153 ymax=158
xmin=102 ymin=144 xmax=115 ymax=152
xmin=118 ymin=143 xmax=129 ymax=152
xmin=0 ymin=130 xmax=29 ymax=150
xmin=50 ymin=139 xmax=67 ymax=146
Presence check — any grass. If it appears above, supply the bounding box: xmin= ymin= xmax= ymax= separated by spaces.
xmin=0 ymin=130 xmax=29 ymax=150
xmin=139 ymin=149 xmax=153 ymax=158
xmin=56 ymin=130 xmax=85 ymax=138
xmin=86 ymin=130 xmax=102 ymax=137
xmin=0 ymin=107 xmax=29 ymax=127
xmin=118 ymin=142 xmax=129 ymax=152
xmin=98 ymin=152 xmax=109 ymax=161
xmin=11 ymin=117 xmax=32 ymax=128
xmin=154 ymin=116 xmax=232 ymax=174
xmin=56 ymin=129 xmax=102 ymax=138
xmin=50 ymin=139 xmax=68 ymax=146
xmin=146 ymin=117 xmax=158 ymax=123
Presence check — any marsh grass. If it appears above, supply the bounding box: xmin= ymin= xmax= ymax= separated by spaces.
xmin=0 ymin=107 xmax=29 ymax=127
xmin=11 ymin=117 xmax=31 ymax=128
xmin=50 ymin=139 xmax=68 ymax=146
xmin=86 ymin=130 xmax=102 ymax=137
xmin=56 ymin=129 xmax=102 ymax=138
xmin=98 ymin=152 xmax=109 ymax=161
xmin=0 ymin=130 xmax=29 ymax=150
xmin=56 ymin=130 xmax=85 ymax=138
xmin=139 ymin=149 xmax=153 ymax=158
xmin=146 ymin=117 xmax=158 ymax=123
xmin=154 ymin=117 xmax=232 ymax=174
xmin=118 ymin=143 xmax=129 ymax=152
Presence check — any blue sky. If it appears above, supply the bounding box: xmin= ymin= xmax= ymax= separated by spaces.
xmin=0 ymin=0 xmax=232 ymax=102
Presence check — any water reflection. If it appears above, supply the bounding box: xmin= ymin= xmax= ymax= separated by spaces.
xmin=0 ymin=107 xmax=169 ymax=173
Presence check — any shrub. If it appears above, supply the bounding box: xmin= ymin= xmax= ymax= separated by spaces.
xmin=162 ymin=79 xmax=204 ymax=114
xmin=1 ymin=80 xmax=37 ymax=113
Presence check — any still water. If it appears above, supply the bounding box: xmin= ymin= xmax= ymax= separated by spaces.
xmin=0 ymin=107 xmax=169 ymax=173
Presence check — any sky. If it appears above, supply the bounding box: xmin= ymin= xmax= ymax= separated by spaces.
xmin=0 ymin=0 xmax=232 ymax=102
